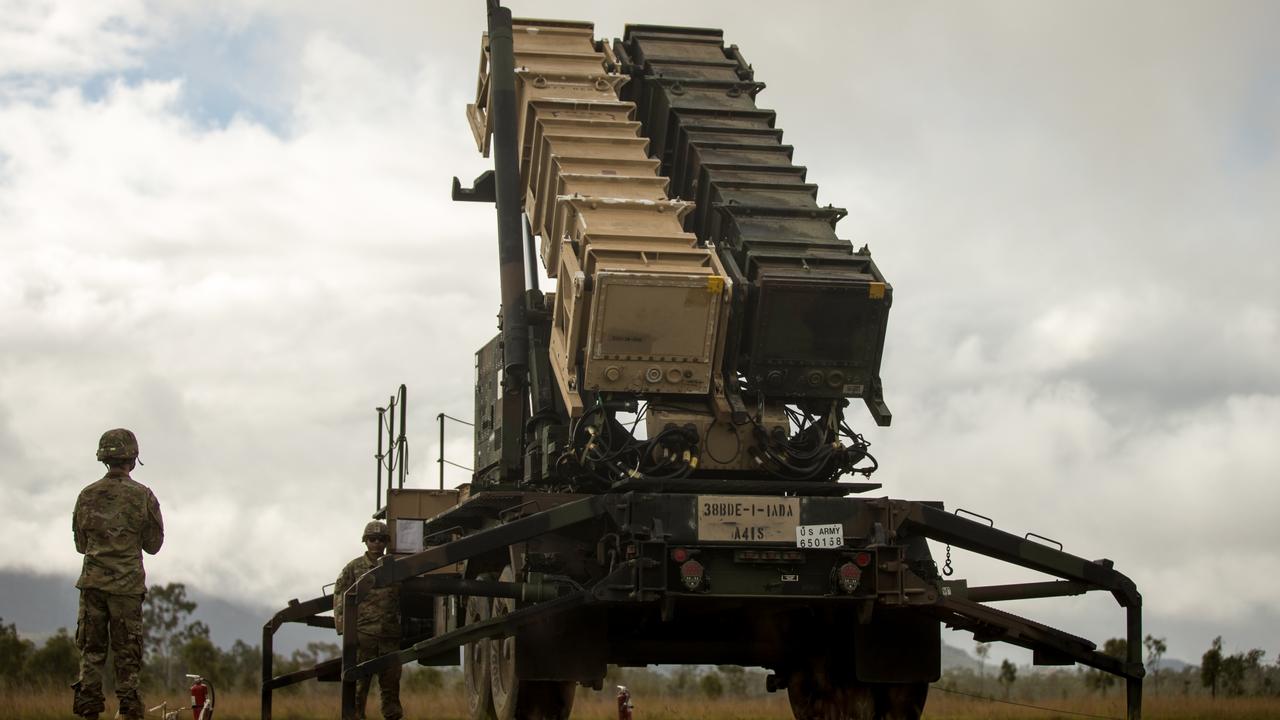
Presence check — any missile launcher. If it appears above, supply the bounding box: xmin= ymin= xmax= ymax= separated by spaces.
xmin=468 ymin=19 xmax=733 ymax=418
xmin=264 ymin=12 xmax=1146 ymax=720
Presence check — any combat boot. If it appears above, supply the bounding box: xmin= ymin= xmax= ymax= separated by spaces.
xmin=114 ymin=687 xmax=146 ymax=720
xmin=72 ymin=680 xmax=105 ymax=719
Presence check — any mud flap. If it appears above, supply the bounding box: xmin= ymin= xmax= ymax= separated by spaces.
xmin=515 ymin=608 xmax=606 ymax=684
xmin=854 ymin=610 xmax=940 ymax=683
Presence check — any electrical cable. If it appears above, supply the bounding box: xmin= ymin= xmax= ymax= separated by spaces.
xmin=702 ymin=414 xmax=742 ymax=465
xmin=930 ymin=686 xmax=1121 ymax=720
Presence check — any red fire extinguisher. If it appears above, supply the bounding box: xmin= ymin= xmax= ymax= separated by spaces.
xmin=616 ymin=684 xmax=633 ymax=720
xmin=187 ymin=674 xmax=214 ymax=720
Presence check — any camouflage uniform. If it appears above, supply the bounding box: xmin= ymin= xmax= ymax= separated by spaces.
xmin=72 ymin=430 xmax=163 ymax=720
xmin=335 ymin=542 xmax=403 ymax=720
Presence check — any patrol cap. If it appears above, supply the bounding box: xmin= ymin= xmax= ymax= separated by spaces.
xmin=97 ymin=428 xmax=139 ymax=461
xmin=362 ymin=520 xmax=389 ymax=540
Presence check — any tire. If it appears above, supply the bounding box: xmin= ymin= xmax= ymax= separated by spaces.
xmin=464 ymin=587 xmax=497 ymax=720
xmin=786 ymin=657 xmax=875 ymax=720
xmin=874 ymin=682 xmax=928 ymax=720
xmin=489 ymin=565 xmax=576 ymax=720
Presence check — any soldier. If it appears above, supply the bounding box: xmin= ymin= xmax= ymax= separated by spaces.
xmin=335 ymin=520 xmax=403 ymax=720
xmin=72 ymin=428 xmax=164 ymax=720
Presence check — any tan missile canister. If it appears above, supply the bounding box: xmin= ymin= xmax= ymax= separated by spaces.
xmin=469 ymin=18 xmax=732 ymax=416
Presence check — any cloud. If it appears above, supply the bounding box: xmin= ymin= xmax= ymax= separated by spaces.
xmin=0 ymin=25 xmax=500 ymax=601
xmin=0 ymin=0 xmax=156 ymax=78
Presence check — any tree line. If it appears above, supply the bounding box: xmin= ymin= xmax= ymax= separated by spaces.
xmin=6 ymin=586 xmax=1277 ymax=702
xmin=0 ymin=582 xmax=349 ymax=696
xmin=0 ymin=618 xmax=78 ymax=689
xmin=939 ymin=636 xmax=1280 ymax=702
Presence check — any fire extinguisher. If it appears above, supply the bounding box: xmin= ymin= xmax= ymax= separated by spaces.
xmin=186 ymin=674 xmax=214 ymax=720
xmin=616 ymin=684 xmax=633 ymax=720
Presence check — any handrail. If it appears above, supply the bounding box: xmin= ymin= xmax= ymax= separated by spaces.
xmin=260 ymin=594 xmax=334 ymax=720
xmin=437 ymin=412 xmax=474 ymax=489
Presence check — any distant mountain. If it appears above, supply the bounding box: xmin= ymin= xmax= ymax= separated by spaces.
xmin=1152 ymin=657 xmax=1191 ymax=672
xmin=0 ymin=569 xmax=324 ymax=655
xmin=941 ymin=642 xmax=980 ymax=671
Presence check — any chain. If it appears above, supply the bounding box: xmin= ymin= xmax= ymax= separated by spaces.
xmin=942 ymin=544 xmax=954 ymax=577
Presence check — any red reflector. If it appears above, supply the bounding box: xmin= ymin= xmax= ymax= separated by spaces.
xmin=680 ymin=559 xmax=705 ymax=590
xmin=854 ymin=552 xmax=872 ymax=567
xmin=836 ymin=562 xmax=861 ymax=594
xmin=671 ymin=547 xmax=689 ymax=563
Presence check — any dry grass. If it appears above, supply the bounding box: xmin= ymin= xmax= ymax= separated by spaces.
xmin=925 ymin=691 xmax=1280 ymax=719
xmin=6 ymin=688 xmax=1280 ymax=719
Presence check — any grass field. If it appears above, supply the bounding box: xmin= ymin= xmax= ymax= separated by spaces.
xmin=8 ymin=688 xmax=1280 ymax=719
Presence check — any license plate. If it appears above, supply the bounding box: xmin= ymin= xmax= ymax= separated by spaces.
xmin=697 ymin=495 xmax=800 ymax=542
xmin=795 ymin=523 xmax=844 ymax=549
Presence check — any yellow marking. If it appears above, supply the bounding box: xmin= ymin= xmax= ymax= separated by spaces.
xmin=868 ymin=283 xmax=886 ymax=299
xmin=706 ymin=276 xmax=725 ymax=294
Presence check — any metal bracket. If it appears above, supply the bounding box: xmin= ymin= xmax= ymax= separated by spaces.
xmin=452 ymin=170 xmax=496 ymax=203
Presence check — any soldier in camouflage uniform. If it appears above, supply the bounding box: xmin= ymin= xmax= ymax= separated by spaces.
xmin=335 ymin=520 xmax=403 ymax=720
xmin=72 ymin=428 xmax=164 ymax=720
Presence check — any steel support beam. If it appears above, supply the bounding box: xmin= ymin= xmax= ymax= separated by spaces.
xmin=1127 ymin=603 xmax=1143 ymax=720
xmin=350 ymin=590 xmax=589 ymax=679
xmin=902 ymin=502 xmax=1143 ymax=719
xmin=609 ymin=477 xmax=881 ymax=496
xmin=339 ymin=494 xmax=605 ymax=716
xmin=343 ymin=557 xmax=645 ymax=683
xmin=260 ymin=618 xmax=272 ymax=720
xmin=408 ymin=575 xmax=562 ymax=602
xmin=263 ymin=658 xmax=340 ymax=690
xmin=260 ymin=595 xmax=334 ymax=720
xmin=381 ymin=495 xmax=602 ymax=584
xmin=964 ymin=580 xmax=1089 ymax=603
xmin=900 ymin=502 xmax=1141 ymax=606
xmin=486 ymin=0 xmax=530 ymax=484
xmin=934 ymin=596 xmax=1113 ymax=670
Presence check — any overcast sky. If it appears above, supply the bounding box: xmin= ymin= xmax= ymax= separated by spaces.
xmin=2 ymin=1 xmax=1277 ymax=667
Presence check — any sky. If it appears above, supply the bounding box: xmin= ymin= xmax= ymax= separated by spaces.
xmin=2 ymin=0 xmax=1278 ymax=668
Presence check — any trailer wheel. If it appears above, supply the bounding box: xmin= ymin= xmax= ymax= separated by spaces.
xmin=489 ymin=565 xmax=576 ymax=720
xmin=785 ymin=657 xmax=875 ymax=720
xmin=464 ymin=585 xmax=497 ymax=720
xmin=873 ymin=682 xmax=928 ymax=720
